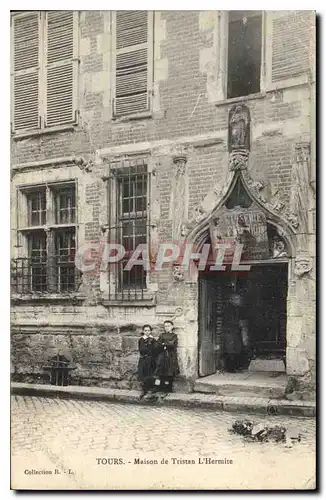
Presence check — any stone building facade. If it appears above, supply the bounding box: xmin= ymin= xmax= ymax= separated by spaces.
xmin=11 ymin=11 xmax=316 ymax=397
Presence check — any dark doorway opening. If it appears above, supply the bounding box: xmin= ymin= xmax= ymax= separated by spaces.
xmin=198 ymin=263 xmax=288 ymax=377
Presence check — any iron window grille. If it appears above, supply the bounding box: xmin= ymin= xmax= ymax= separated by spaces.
xmin=12 ymin=182 xmax=81 ymax=295
xmin=11 ymin=256 xmax=82 ymax=295
xmin=42 ymin=354 xmax=76 ymax=386
xmin=106 ymin=159 xmax=151 ymax=301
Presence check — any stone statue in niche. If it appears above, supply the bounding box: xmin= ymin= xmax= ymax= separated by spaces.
xmin=210 ymin=217 xmax=222 ymax=245
xmin=271 ymin=236 xmax=288 ymax=259
xmin=228 ymin=104 xmax=250 ymax=152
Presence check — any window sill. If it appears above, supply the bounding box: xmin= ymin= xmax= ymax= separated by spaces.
xmin=101 ymin=291 xmax=156 ymax=307
xmin=112 ymin=111 xmax=152 ymax=123
xmin=11 ymin=293 xmax=86 ymax=304
xmin=214 ymin=92 xmax=266 ymax=107
xmin=19 ymin=224 xmax=76 ymax=232
xmin=12 ymin=124 xmax=78 ymax=141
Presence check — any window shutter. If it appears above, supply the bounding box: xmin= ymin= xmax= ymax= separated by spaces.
xmin=45 ymin=11 xmax=78 ymax=127
xmin=12 ymin=13 xmax=40 ymax=131
xmin=270 ymin=11 xmax=312 ymax=82
xmin=113 ymin=11 xmax=153 ymax=117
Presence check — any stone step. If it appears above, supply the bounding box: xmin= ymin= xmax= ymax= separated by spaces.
xmin=194 ymin=372 xmax=288 ymax=399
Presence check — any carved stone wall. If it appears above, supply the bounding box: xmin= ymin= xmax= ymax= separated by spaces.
xmin=11 ymin=11 xmax=315 ymax=392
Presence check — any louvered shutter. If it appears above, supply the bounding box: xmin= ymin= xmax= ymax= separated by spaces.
xmin=113 ymin=11 xmax=153 ymax=117
xmin=12 ymin=13 xmax=40 ymax=131
xmin=270 ymin=11 xmax=312 ymax=82
xmin=45 ymin=11 xmax=78 ymax=127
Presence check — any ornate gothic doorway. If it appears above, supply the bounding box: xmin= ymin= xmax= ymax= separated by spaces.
xmin=196 ymin=172 xmax=291 ymax=377
xmin=198 ymin=262 xmax=288 ymax=377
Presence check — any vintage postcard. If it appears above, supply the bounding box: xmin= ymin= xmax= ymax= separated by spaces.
xmin=10 ymin=9 xmax=316 ymax=490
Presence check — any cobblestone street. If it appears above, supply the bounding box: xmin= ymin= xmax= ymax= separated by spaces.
xmin=11 ymin=395 xmax=316 ymax=490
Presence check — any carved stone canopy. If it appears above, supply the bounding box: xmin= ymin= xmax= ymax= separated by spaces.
xmin=294 ymin=142 xmax=310 ymax=164
xmin=184 ymin=166 xmax=298 ymax=257
xmin=229 ymin=149 xmax=250 ymax=172
xmin=173 ymin=155 xmax=187 ymax=175
xmin=228 ymin=103 xmax=250 ymax=152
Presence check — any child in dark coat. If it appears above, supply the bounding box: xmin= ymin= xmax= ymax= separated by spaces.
xmin=153 ymin=320 xmax=180 ymax=393
xmin=137 ymin=324 xmax=156 ymax=399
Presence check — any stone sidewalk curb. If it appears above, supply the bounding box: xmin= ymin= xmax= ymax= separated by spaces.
xmin=11 ymin=382 xmax=316 ymax=417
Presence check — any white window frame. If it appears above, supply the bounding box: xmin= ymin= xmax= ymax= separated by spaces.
xmin=14 ymin=181 xmax=79 ymax=294
xmin=100 ymin=156 xmax=156 ymax=301
xmin=217 ymin=11 xmax=267 ymax=102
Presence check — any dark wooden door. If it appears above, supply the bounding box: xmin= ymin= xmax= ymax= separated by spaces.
xmin=198 ymin=278 xmax=216 ymax=376
xmin=246 ymin=265 xmax=288 ymax=358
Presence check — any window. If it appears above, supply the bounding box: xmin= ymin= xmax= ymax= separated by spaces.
xmin=107 ymin=160 xmax=150 ymax=299
xmin=11 ymin=11 xmax=79 ymax=132
xmin=112 ymin=11 xmax=154 ymax=117
xmin=29 ymin=232 xmax=47 ymax=292
xmin=27 ymin=189 xmax=46 ymax=226
xmin=11 ymin=183 xmax=79 ymax=294
xmin=227 ymin=11 xmax=262 ymax=99
xmin=119 ymin=169 xmax=148 ymax=290
xmin=55 ymin=185 xmax=76 ymax=224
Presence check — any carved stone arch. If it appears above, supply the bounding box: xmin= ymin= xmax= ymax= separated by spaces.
xmin=187 ymin=170 xmax=297 ymax=258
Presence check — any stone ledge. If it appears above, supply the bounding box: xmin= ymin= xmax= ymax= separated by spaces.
xmin=12 ymin=124 xmax=77 ymax=141
xmin=11 ymin=293 xmax=86 ymax=304
xmin=11 ymin=383 xmax=316 ymax=417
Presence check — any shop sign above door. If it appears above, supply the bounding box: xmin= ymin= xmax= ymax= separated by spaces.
xmin=209 ymin=205 xmax=269 ymax=263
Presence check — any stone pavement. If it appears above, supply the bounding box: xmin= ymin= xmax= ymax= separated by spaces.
xmin=11 ymin=382 xmax=316 ymax=417
xmin=11 ymin=395 xmax=316 ymax=490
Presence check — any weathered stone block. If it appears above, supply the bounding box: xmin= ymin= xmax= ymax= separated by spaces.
xmin=91 ymin=71 xmax=109 ymax=93
xmin=122 ymin=336 xmax=139 ymax=353
xmin=287 ymin=348 xmax=310 ymax=375
xmin=80 ymin=37 xmax=91 ymax=57
xmin=119 ymin=324 xmax=139 ymax=335
xmin=105 ymin=334 xmax=123 ymax=351
xmin=118 ymin=353 xmax=139 ymax=378
xmin=248 ymin=359 xmax=285 ymax=373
